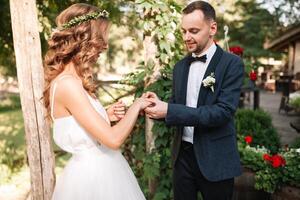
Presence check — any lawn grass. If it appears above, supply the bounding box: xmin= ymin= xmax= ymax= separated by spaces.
xmin=0 ymin=109 xmax=25 ymax=149
xmin=0 ymin=93 xmax=24 ymax=147
xmin=0 ymin=94 xmax=26 ymax=184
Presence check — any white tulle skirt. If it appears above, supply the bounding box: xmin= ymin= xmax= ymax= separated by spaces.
xmin=51 ymin=146 xmax=146 ymax=200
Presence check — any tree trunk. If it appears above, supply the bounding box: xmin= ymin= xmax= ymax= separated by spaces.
xmin=144 ymin=35 xmax=160 ymax=153
xmin=143 ymin=33 xmax=160 ymax=199
xmin=9 ymin=0 xmax=55 ymax=199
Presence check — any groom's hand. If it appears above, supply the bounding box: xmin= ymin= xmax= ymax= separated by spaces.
xmin=143 ymin=92 xmax=168 ymax=119
xmin=142 ymin=91 xmax=159 ymax=100
xmin=138 ymin=92 xmax=155 ymax=116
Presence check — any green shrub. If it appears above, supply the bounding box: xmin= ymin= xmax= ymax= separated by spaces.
xmin=238 ymin=138 xmax=267 ymax=171
xmin=289 ymin=97 xmax=300 ymax=109
xmin=238 ymin=138 xmax=300 ymax=193
xmin=282 ymin=149 xmax=300 ymax=187
xmin=290 ymin=137 xmax=300 ymax=148
xmin=235 ymin=109 xmax=280 ymax=153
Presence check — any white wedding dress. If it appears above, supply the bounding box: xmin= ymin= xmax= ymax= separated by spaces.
xmin=50 ymin=75 xmax=146 ymax=200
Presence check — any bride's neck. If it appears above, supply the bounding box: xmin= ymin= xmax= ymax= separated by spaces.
xmin=62 ymin=62 xmax=80 ymax=79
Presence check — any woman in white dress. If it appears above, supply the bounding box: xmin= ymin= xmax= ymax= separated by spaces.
xmin=43 ymin=3 xmax=149 ymax=200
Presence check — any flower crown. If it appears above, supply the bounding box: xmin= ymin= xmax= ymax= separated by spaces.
xmin=56 ymin=10 xmax=109 ymax=31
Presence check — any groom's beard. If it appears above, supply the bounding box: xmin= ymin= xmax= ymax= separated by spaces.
xmin=186 ymin=38 xmax=212 ymax=55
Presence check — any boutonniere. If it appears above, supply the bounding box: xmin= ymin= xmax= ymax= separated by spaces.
xmin=202 ymin=72 xmax=216 ymax=92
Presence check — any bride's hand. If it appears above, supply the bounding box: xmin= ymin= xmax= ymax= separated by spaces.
xmin=133 ymin=97 xmax=153 ymax=111
xmin=106 ymin=100 xmax=126 ymax=122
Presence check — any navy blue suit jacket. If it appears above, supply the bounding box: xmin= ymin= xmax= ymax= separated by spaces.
xmin=166 ymin=45 xmax=243 ymax=181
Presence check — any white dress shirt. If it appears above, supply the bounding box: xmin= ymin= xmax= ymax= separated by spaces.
xmin=182 ymin=43 xmax=217 ymax=143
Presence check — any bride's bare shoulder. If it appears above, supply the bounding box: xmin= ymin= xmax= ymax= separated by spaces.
xmin=51 ymin=75 xmax=84 ymax=100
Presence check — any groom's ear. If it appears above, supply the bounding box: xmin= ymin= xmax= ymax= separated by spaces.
xmin=209 ymin=21 xmax=217 ymax=37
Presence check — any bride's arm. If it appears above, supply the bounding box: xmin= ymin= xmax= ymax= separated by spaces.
xmin=55 ymin=78 xmax=149 ymax=150
xmin=106 ymin=100 xmax=126 ymax=122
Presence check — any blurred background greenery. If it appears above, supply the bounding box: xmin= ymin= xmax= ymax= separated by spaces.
xmin=1 ymin=0 xmax=300 ymax=199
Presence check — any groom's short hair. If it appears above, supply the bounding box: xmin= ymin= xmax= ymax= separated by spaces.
xmin=183 ymin=1 xmax=216 ymax=21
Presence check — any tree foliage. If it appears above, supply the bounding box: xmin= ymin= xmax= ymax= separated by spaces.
xmin=214 ymin=0 xmax=284 ymax=62
xmin=258 ymin=0 xmax=300 ymax=26
xmin=1 ymin=0 xmax=298 ymax=76
xmin=0 ymin=0 xmax=16 ymax=76
xmin=0 ymin=0 xmax=137 ymax=76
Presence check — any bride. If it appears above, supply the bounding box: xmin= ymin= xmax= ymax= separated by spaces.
xmin=43 ymin=3 xmax=149 ymax=200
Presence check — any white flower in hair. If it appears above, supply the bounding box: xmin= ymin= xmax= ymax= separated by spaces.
xmin=50 ymin=28 xmax=60 ymax=37
xmin=54 ymin=10 xmax=109 ymax=31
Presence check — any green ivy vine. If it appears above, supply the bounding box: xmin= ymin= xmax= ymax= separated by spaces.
xmin=122 ymin=0 xmax=184 ymax=199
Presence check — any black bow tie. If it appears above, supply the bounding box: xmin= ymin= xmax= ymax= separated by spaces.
xmin=188 ymin=54 xmax=207 ymax=65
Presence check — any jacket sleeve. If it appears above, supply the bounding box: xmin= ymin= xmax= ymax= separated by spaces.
xmin=165 ymin=57 xmax=244 ymax=127
xmin=168 ymin=65 xmax=176 ymax=104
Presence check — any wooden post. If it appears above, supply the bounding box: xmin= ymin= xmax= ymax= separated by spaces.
xmin=9 ymin=0 xmax=55 ymax=199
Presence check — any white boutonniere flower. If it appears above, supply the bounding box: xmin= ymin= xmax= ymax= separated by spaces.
xmin=202 ymin=72 xmax=216 ymax=92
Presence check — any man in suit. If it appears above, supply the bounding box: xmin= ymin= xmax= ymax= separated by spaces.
xmin=144 ymin=1 xmax=244 ymax=200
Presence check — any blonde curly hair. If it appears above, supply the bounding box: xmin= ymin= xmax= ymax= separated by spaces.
xmin=43 ymin=3 xmax=109 ymax=119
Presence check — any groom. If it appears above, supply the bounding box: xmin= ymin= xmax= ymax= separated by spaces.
xmin=144 ymin=1 xmax=243 ymax=200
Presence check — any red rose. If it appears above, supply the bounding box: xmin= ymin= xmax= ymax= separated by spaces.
xmin=244 ymin=136 xmax=253 ymax=144
xmin=229 ymin=46 xmax=244 ymax=55
xmin=263 ymin=154 xmax=272 ymax=161
xmin=249 ymin=70 xmax=257 ymax=81
xmin=263 ymin=154 xmax=286 ymax=168
xmin=272 ymin=155 xmax=282 ymax=168
xmin=272 ymin=155 xmax=286 ymax=168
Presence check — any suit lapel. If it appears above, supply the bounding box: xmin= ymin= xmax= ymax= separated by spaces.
xmin=179 ymin=57 xmax=191 ymax=105
xmin=197 ymin=45 xmax=224 ymax=106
